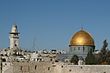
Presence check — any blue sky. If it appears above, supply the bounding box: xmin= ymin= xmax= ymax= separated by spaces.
xmin=0 ymin=0 xmax=110 ymax=50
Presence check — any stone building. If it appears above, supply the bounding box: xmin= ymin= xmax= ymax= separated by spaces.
xmin=69 ymin=29 xmax=95 ymax=59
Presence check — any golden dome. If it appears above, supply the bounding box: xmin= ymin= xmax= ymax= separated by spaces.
xmin=70 ymin=29 xmax=95 ymax=46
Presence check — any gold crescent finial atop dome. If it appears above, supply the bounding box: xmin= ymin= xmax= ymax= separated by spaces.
xmin=70 ymin=29 xmax=95 ymax=46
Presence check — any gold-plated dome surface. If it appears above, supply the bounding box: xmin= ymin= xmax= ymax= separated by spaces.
xmin=70 ymin=29 xmax=94 ymax=46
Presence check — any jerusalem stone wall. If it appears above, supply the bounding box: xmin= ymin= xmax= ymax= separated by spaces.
xmin=60 ymin=65 xmax=110 ymax=73
xmin=2 ymin=62 xmax=13 ymax=73
xmin=2 ymin=61 xmax=110 ymax=73
xmin=12 ymin=61 xmax=55 ymax=73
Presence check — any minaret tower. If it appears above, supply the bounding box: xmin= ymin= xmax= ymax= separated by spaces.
xmin=9 ymin=24 xmax=20 ymax=49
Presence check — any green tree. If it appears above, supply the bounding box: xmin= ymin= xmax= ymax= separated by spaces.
xmin=100 ymin=40 xmax=108 ymax=55
xmin=85 ymin=49 xmax=96 ymax=65
xmin=98 ymin=40 xmax=108 ymax=64
xmin=70 ymin=55 xmax=79 ymax=65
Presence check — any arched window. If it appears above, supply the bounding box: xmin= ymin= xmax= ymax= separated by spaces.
xmin=74 ymin=47 xmax=76 ymax=50
xmin=35 ymin=65 xmax=37 ymax=70
xmin=78 ymin=47 xmax=80 ymax=50
xmin=61 ymin=66 xmax=63 ymax=68
xmin=48 ymin=67 xmax=50 ymax=70
xmin=69 ymin=69 xmax=72 ymax=72
xmin=20 ymin=66 xmax=22 ymax=71
xmin=83 ymin=46 xmax=85 ymax=51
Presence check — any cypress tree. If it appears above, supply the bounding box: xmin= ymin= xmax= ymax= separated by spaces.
xmin=85 ymin=49 xmax=96 ymax=65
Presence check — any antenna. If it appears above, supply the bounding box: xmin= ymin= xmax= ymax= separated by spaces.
xmin=32 ymin=37 xmax=36 ymax=50
xmin=32 ymin=36 xmax=39 ymax=51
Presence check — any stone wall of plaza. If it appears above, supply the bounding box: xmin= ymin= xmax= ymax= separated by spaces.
xmin=61 ymin=65 xmax=110 ymax=73
xmin=3 ymin=62 xmax=55 ymax=73
xmin=2 ymin=61 xmax=110 ymax=73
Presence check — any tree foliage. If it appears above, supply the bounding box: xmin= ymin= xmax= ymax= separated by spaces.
xmin=70 ymin=55 xmax=79 ymax=65
xmin=98 ymin=40 xmax=110 ymax=64
xmin=98 ymin=40 xmax=107 ymax=64
xmin=85 ymin=48 xmax=96 ymax=65
xmin=101 ymin=40 xmax=108 ymax=55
